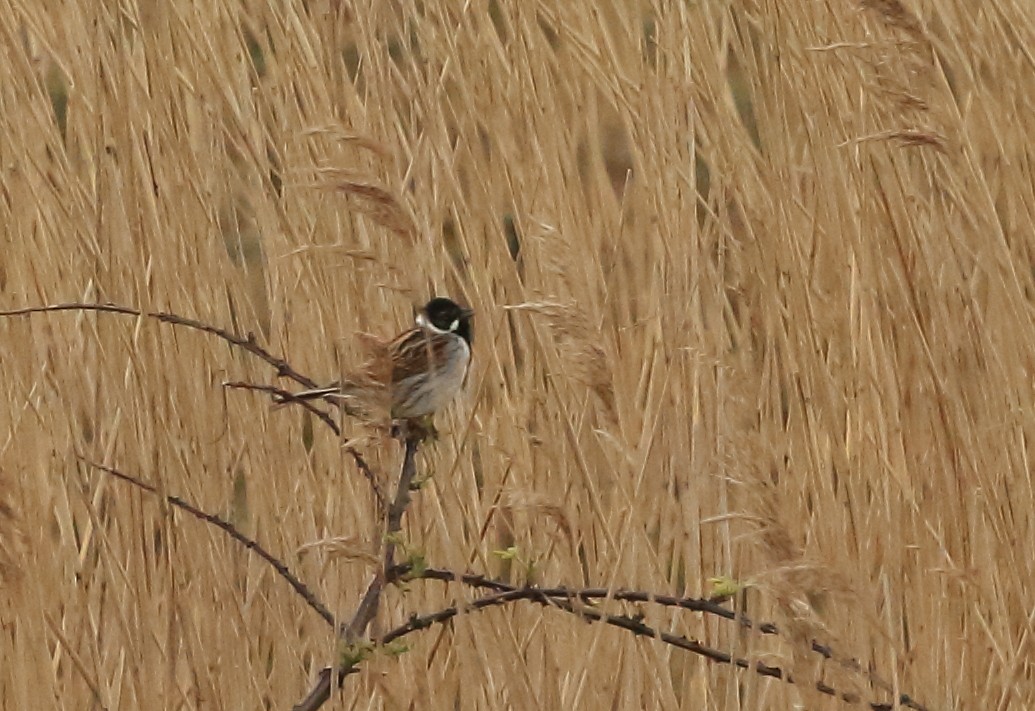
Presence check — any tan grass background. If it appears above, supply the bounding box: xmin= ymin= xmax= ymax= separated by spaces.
xmin=2 ymin=0 xmax=1034 ymax=708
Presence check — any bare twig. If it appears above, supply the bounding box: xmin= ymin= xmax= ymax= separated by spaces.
xmin=77 ymin=456 xmax=336 ymax=628
xmin=385 ymin=565 xmax=925 ymax=710
xmin=391 ymin=566 xmax=789 ymax=644
xmin=220 ymin=381 xmax=386 ymax=507
xmin=343 ymin=447 xmax=387 ymax=510
xmin=375 ymin=588 xmax=926 ymax=711
xmin=222 ymin=381 xmax=341 ymax=436
xmin=0 ymin=302 xmax=319 ymax=388
xmin=0 ymin=303 xmax=386 ymax=504
xmin=340 ymin=435 xmax=420 ymax=640
xmin=293 ymin=434 xmax=423 ymax=711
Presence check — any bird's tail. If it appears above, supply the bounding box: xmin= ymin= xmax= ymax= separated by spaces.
xmin=272 ymin=384 xmax=344 ymax=405
xmin=290 ymin=386 xmax=342 ymax=401
xmin=274 ymin=379 xmax=389 ymax=422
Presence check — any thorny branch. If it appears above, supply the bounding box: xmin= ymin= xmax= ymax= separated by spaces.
xmin=292 ymin=434 xmax=423 ymax=711
xmin=0 ymin=302 xmax=380 ymax=501
xmin=0 ymin=303 xmax=319 ymax=388
xmin=386 ymin=566 xmax=925 ymax=711
xmin=372 ymin=588 xmax=926 ymax=711
xmin=391 ymin=566 xmax=827 ymax=663
xmin=78 ymin=456 xmax=336 ymax=628
xmin=222 ymin=381 xmax=386 ymax=508
xmin=222 ymin=381 xmax=341 ymax=436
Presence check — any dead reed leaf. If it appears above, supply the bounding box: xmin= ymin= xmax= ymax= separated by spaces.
xmin=316 ymin=167 xmax=418 ymax=240
xmin=859 ymin=0 xmax=926 ymax=42
xmin=0 ymin=498 xmax=24 ymax=584
xmin=840 ymin=128 xmax=948 ymax=151
xmin=506 ymin=300 xmax=618 ymax=423
xmin=496 ymin=489 xmax=575 ymax=550
xmin=297 ymin=535 xmax=381 ymax=567
xmin=301 ymin=126 xmax=393 ymax=159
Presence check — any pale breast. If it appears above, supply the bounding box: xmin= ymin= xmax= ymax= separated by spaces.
xmin=391 ymin=336 xmax=470 ymax=417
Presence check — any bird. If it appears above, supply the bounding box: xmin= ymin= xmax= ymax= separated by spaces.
xmin=282 ymin=297 xmax=474 ymax=422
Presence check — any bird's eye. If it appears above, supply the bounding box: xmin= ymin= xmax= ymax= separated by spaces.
xmin=449 ymin=319 xmax=459 ymax=332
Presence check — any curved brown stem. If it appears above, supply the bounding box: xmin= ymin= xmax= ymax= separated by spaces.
xmin=293 ymin=434 xmax=422 ymax=711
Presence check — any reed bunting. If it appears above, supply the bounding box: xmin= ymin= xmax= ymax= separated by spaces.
xmin=284 ymin=297 xmax=473 ymax=421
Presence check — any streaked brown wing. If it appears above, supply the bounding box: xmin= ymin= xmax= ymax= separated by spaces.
xmin=388 ymin=327 xmax=452 ymax=383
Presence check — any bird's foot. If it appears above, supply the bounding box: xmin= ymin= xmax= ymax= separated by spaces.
xmin=391 ymin=415 xmax=438 ymax=442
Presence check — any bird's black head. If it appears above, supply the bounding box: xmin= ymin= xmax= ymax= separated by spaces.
xmin=420 ymin=297 xmax=474 ymax=345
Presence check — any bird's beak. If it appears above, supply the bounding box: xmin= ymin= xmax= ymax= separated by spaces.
xmin=461 ymin=307 xmax=475 ymax=319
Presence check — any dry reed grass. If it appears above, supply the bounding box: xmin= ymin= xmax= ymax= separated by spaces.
xmin=1 ymin=0 xmax=1034 ymax=708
